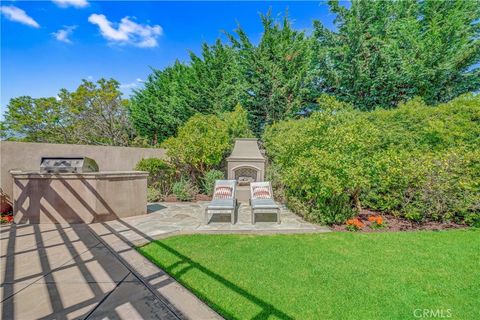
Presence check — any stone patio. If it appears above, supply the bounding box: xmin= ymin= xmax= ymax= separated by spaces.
xmin=0 ymin=202 xmax=329 ymax=319
xmin=100 ymin=201 xmax=329 ymax=246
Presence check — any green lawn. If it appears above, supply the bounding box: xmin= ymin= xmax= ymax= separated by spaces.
xmin=137 ymin=230 xmax=479 ymax=319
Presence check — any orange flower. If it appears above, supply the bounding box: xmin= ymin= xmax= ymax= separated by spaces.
xmin=368 ymin=216 xmax=376 ymax=222
xmin=346 ymin=217 xmax=364 ymax=229
xmin=354 ymin=220 xmax=364 ymax=228
xmin=375 ymin=216 xmax=383 ymax=225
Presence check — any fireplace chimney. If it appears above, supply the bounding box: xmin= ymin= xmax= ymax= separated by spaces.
xmin=227 ymin=138 xmax=266 ymax=202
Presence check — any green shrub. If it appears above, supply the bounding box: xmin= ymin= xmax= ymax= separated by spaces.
xmin=135 ymin=157 xmax=175 ymax=196
xmin=364 ymin=150 xmax=480 ymax=223
xmin=201 ymin=169 xmax=224 ymax=196
xmin=162 ymin=107 xmax=253 ymax=184
xmin=465 ymin=213 xmax=480 ymax=228
xmin=147 ymin=186 xmax=162 ymax=202
xmin=264 ymin=94 xmax=480 ymax=225
xmin=265 ymin=164 xmax=286 ymax=202
xmin=172 ymin=178 xmax=198 ymax=201
xmin=222 ymin=104 xmax=254 ymax=142
xmin=162 ymin=114 xmax=230 ymax=180
xmin=135 ymin=157 xmax=173 ymax=184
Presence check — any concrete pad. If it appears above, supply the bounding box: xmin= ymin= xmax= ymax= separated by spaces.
xmin=0 ymin=226 xmax=102 ymax=300
xmin=86 ymin=274 xmax=180 ymax=320
xmin=1 ymin=241 xmax=87 ymax=284
xmin=35 ymin=245 xmax=130 ymax=284
xmin=1 ymin=281 xmax=116 ymax=320
xmin=1 ymin=224 xmax=99 ymax=257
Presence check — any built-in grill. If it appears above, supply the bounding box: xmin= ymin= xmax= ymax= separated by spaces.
xmin=40 ymin=157 xmax=99 ymax=174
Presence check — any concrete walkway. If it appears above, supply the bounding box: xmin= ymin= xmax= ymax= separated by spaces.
xmin=0 ymin=223 xmax=220 ymax=319
xmin=1 ymin=202 xmax=329 ymax=319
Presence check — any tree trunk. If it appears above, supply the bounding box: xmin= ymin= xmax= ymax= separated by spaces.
xmin=352 ymin=188 xmax=362 ymax=213
xmin=152 ymin=131 xmax=158 ymax=146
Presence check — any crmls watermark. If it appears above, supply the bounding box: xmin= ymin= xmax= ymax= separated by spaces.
xmin=413 ymin=309 xmax=453 ymax=318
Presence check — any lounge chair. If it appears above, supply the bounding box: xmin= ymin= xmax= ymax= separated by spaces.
xmin=250 ymin=182 xmax=280 ymax=224
xmin=205 ymin=180 xmax=237 ymax=224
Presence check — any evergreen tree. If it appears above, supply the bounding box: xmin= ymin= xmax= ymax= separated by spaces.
xmin=313 ymin=0 xmax=480 ymax=110
xmin=189 ymin=40 xmax=247 ymax=114
xmin=129 ymin=62 xmax=194 ymax=145
xmin=229 ymin=12 xmax=314 ymax=134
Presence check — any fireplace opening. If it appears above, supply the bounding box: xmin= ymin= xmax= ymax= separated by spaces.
xmin=234 ymin=167 xmax=259 ymax=186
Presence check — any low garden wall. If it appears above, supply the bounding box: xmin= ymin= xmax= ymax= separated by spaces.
xmin=0 ymin=141 xmax=166 ymax=209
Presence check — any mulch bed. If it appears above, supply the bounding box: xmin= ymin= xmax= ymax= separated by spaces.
xmin=195 ymin=194 xmax=212 ymax=201
xmin=162 ymin=195 xmax=178 ymax=202
xmin=153 ymin=199 xmax=468 ymax=232
xmin=332 ymin=209 xmax=468 ymax=232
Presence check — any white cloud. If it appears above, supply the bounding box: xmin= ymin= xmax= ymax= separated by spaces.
xmin=120 ymin=78 xmax=144 ymax=90
xmin=0 ymin=5 xmax=40 ymax=28
xmin=52 ymin=25 xmax=77 ymax=43
xmin=52 ymin=0 xmax=89 ymax=8
xmin=88 ymin=14 xmax=163 ymax=48
xmin=120 ymin=82 xmax=138 ymax=90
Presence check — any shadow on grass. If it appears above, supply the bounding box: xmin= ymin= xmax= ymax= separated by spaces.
xmin=139 ymin=238 xmax=294 ymax=320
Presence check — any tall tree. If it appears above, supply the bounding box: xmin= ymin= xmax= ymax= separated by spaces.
xmin=129 ymin=62 xmax=194 ymax=145
xmin=60 ymin=78 xmax=133 ymax=146
xmin=229 ymin=12 xmax=315 ymax=134
xmin=131 ymin=11 xmax=314 ymax=140
xmin=2 ymin=78 xmax=133 ymax=146
xmin=130 ymin=42 xmax=247 ymax=146
xmin=188 ymin=40 xmax=247 ymax=114
xmin=2 ymin=96 xmax=74 ymax=143
xmin=313 ymin=0 xmax=480 ymax=110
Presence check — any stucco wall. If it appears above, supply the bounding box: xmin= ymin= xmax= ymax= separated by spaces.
xmin=12 ymin=171 xmax=148 ymax=223
xmin=0 ymin=141 xmax=166 ymax=206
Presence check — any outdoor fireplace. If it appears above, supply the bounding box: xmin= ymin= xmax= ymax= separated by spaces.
xmin=227 ymin=138 xmax=266 ymax=201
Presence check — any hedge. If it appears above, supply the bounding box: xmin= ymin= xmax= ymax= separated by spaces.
xmin=263 ymin=94 xmax=480 ymax=225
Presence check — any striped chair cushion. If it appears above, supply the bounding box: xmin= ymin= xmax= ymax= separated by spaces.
xmin=214 ymin=186 xmax=233 ymax=199
xmin=253 ymin=186 xmax=270 ymax=199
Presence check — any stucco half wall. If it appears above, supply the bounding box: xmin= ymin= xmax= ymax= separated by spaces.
xmin=0 ymin=141 xmax=166 ymax=207
xmin=11 ymin=171 xmax=148 ymax=224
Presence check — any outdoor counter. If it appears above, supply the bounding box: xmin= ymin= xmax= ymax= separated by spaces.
xmin=10 ymin=170 xmax=148 ymax=224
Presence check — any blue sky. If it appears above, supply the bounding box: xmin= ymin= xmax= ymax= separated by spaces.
xmin=1 ymin=1 xmax=339 ymax=112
